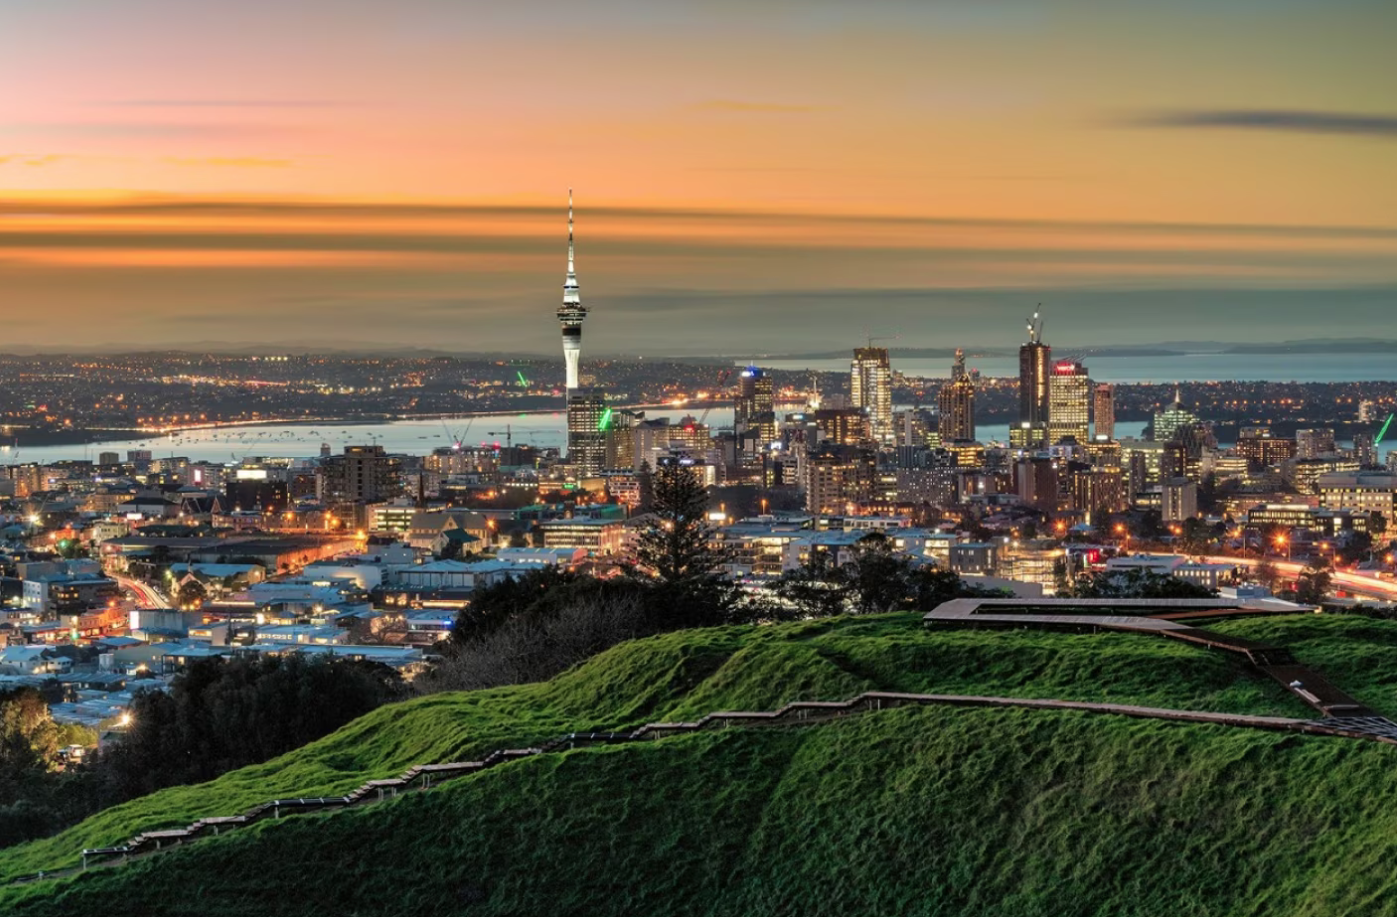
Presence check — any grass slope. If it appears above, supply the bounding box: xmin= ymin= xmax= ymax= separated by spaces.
xmin=0 ymin=613 xmax=1337 ymax=883
xmin=6 ymin=704 xmax=1397 ymax=917
xmin=1209 ymin=614 xmax=1397 ymax=717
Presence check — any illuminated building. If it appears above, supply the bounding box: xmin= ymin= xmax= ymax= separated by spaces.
xmin=1353 ymin=432 xmax=1377 ymax=468
xmin=1093 ymin=383 xmax=1115 ymax=441
xmin=1152 ymin=389 xmax=1198 ymax=444
xmin=557 ymin=190 xmax=588 ymax=390
xmin=1161 ymin=478 xmax=1198 ymax=522
xmin=1047 ymin=360 xmax=1090 ymax=445
xmin=1296 ymin=428 xmax=1336 ymax=459
xmin=735 ymin=366 xmax=777 ymax=452
xmin=803 ymin=445 xmax=876 ymax=514
xmin=1236 ymin=426 xmax=1297 ymax=469
xmin=814 ymin=407 xmax=872 ymax=447
xmin=1069 ymin=467 xmax=1126 ymax=521
xmin=1316 ymin=472 xmax=1397 ymax=525
xmin=851 ymin=347 xmax=893 ymax=445
xmin=1017 ymin=311 xmax=1050 ymax=447
xmin=566 ymin=389 xmax=607 ymax=477
xmin=317 ymin=446 xmax=401 ymax=505
xmin=937 ymin=349 xmax=976 ymax=442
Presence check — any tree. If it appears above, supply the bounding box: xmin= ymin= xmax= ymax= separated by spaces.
xmin=1060 ymin=568 xmax=1217 ymax=599
xmin=1293 ymin=557 xmax=1332 ymax=605
xmin=1252 ymin=559 xmax=1281 ymax=592
xmin=176 ymin=579 xmax=207 ymax=608
xmin=632 ymin=462 xmax=728 ymax=583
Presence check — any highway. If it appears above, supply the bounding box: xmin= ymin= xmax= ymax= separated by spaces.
xmin=114 ymin=575 xmax=172 ymax=610
xmin=1191 ymin=554 xmax=1397 ymax=602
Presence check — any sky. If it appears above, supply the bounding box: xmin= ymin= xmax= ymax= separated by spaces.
xmin=1 ymin=0 xmax=1395 ymax=354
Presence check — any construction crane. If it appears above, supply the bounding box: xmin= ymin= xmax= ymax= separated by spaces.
xmin=1376 ymin=413 xmax=1394 ymax=447
xmin=484 ymin=425 xmax=513 ymax=449
xmin=697 ymin=368 xmax=733 ymax=426
xmin=441 ymin=416 xmax=475 ymax=450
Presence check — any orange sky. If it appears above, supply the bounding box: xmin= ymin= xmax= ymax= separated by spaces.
xmin=1 ymin=0 xmax=1394 ymax=351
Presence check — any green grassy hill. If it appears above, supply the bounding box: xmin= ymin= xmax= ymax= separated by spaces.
xmin=3 ymin=613 xmax=1396 ymax=915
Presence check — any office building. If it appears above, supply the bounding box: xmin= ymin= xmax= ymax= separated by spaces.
xmin=1013 ymin=457 xmax=1059 ymax=513
xmin=1018 ymin=311 xmax=1050 ymax=447
xmin=1048 ymin=359 xmax=1090 ymax=445
xmin=1296 ymin=428 xmax=1337 ymax=459
xmin=1353 ymin=432 xmax=1378 ymax=468
xmin=937 ymin=348 xmax=976 ymax=442
xmin=803 ymin=445 xmax=877 ymax=514
xmin=557 ymin=191 xmax=588 ymax=390
xmin=735 ymin=366 xmax=777 ymax=452
xmin=1093 ymin=383 xmax=1115 ymax=441
xmin=1153 ymin=389 xmax=1199 ymax=444
xmin=1236 ymin=426 xmax=1297 ymax=469
xmin=1316 ymin=472 xmax=1397 ymax=524
xmin=1161 ymin=478 xmax=1198 ymax=523
xmin=851 ymin=346 xmax=893 ymax=445
xmin=566 ymin=389 xmax=608 ymax=477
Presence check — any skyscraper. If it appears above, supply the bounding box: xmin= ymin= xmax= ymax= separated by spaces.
xmin=557 ymin=190 xmax=588 ymax=390
xmin=937 ymin=348 xmax=976 ymax=442
xmin=1153 ymin=388 xmax=1198 ymax=444
xmin=1048 ymin=360 xmax=1090 ymax=445
xmin=567 ymin=389 xmax=607 ymax=477
xmin=735 ymin=365 xmax=777 ymax=452
xmin=851 ymin=346 xmax=893 ymax=445
xmin=1018 ymin=312 xmax=1050 ymax=446
xmin=1093 ymin=383 xmax=1115 ymax=441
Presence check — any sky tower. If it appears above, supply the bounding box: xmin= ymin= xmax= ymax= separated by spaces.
xmin=558 ymin=189 xmax=588 ymax=389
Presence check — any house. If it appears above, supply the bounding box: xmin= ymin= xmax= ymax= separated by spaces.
xmin=0 ymin=644 xmax=69 ymax=676
xmin=406 ymin=511 xmax=490 ymax=552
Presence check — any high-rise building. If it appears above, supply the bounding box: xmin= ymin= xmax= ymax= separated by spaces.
xmin=567 ymin=389 xmax=607 ymax=477
xmin=557 ymin=191 xmax=588 ymax=390
xmin=1353 ymin=432 xmax=1378 ymax=468
xmin=1162 ymin=478 xmax=1198 ymax=522
xmin=937 ymin=348 xmax=976 ymax=443
xmin=1296 ymin=428 xmax=1337 ymax=459
xmin=1093 ymin=383 xmax=1115 ymax=441
xmin=735 ymin=366 xmax=777 ymax=452
xmin=1236 ymin=426 xmax=1297 ymax=469
xmin=1017 ymin=312 xmax=1050 ymax=446
xmin=317 ymin=446 xmax=401 ymax=505
xmin=851 ymin=347 xmax=893 ymax=445
xmin=815 ymin=407 xmax=873 ymax=447
xmin=803 ymin=445 xmax=877 ymax=514
xmin=1048 ymin=360 xmax=1090 ymax=445
xmin=1152 ymin=388 xmax=1198 ymax=444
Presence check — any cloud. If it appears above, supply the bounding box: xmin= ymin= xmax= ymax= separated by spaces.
xmin=0 ymin=154 xmax=70 ymax=167
xmin=1125 ymin=109 xmax=1397 ymax=137
xmin=3 ymin=196 xmax=1395 ymax=241
xmin=164 ymin=157 xmax=293 ymax=168
xmin=686 ymin=100 xmax=824 ymax=114
xmin=93 ymin=99 xmax=350 ymax=108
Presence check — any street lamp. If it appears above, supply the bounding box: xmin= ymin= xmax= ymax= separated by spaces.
xmin=1275 ymin=534 xmax=1291 ymax=562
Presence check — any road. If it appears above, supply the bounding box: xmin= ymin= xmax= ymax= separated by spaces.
xmin=1191 ymin=554 xmax=1397 ymax=602
xmin=114 ymin=575 xmax=172 ymax=609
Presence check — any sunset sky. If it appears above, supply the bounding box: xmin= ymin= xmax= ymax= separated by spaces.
xmin=2 ymin=0 xmax=1394 ymax=353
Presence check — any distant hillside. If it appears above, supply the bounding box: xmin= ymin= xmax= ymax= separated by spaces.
xmin=4 ymin=614 xmax=1396 ymax=915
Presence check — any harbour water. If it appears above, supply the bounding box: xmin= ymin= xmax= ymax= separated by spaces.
xmin=8 ymin=415 xmax=1391 ymax=467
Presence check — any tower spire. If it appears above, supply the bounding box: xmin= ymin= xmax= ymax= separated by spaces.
xmin=567 ymin=188 xmax=575 ymax=276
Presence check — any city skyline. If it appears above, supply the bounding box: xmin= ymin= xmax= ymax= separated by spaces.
xmin=2 ymin=1 xmax=1396 ymax=351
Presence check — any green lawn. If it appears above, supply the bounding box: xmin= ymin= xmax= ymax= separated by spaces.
xmin=1208 ymin=613 xmax=1397 ymax=717
xmin=0 ymin=612 xmax=1353 ymax=885
xmin=6 ymin=704 xmax=1397 ymax=916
